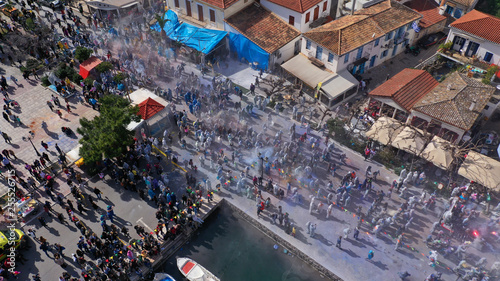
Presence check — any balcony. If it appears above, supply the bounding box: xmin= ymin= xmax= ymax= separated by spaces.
xmin=438 ymin=49 xmax=494 ymax=71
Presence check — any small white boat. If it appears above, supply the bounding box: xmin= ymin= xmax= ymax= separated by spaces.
xmin=177 ymin=257 xmax=220 ymax=281
xmin=153 ymin=273 xmax=176 ymax=281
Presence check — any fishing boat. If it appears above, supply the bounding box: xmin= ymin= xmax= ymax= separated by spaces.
xmin=177 ymin=257 xmax=220 ymax=281
xmin=153 ymin=273 xmax=176 ymax=281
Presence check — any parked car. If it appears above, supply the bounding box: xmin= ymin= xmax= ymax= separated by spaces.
xmin=417 ymin=32 xmax=446 ymax=49
xmin=39 ymin=0 xmax=62 ymax=9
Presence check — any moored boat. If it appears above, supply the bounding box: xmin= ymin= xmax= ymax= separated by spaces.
xmin=177 ymin=257 xmax=220 ymax=281
xmin=153 ymin=273 xmax=176 ymax=281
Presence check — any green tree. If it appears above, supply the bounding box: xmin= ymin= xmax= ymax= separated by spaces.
xmin=75 ymin=46 xmax=93 ymax=62
xmin=95 ymin=61 xmax=113 ymax=73
xmin=77 ymin=95 xmax=140 ymax=174
xmin=155 ymin=13 xmax=170 ymax=39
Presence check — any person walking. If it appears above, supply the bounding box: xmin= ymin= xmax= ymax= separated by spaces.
xmin=47 ymin=101 xmax=54 ymax=111
xmin=336 ymin=236 xmax=342 ymax=249
xmin=2 ymin=132 xmax=11 ymax=143
xmin=353 ymin=227 xmax=360 ymax=240
xmin=41 ymin=141 xmax=49 ymax=150
xmin=38 ymin=216 xmax=48 ymax=228
xmin=55 ymin=143 xmax=62 ymax=155
xmin=27 ymin=228 xmax=37 ymax=241
xmin=309 ymin=223 xmax=316 ymax=238
xmin=66 ymin=103 xmax=71 ymax=113
xmin=367 ymin=250 xmax=374 ymax=260
xmin=8 ymin=150 xmax=17 ymax=159
xmin=93 ymin=187 xmax=102 ymax=200
xmin=56 ymin=109 xmax=62 ymax=118
xmin=40 ymin=241 xmax=50 ymax=256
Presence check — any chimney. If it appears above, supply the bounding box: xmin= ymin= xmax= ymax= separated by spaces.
xmin=351 ymin=0 xmax=357 ymax=15
xmin=469 ymin=101 xmax=476 ymax=111
xmin=439 ymin=0 xmax=447 ymax=15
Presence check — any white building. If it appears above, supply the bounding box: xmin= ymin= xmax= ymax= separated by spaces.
xmin=302 ymin=0 xmax=421 ymax=75
xmin=165 ymin=0 xmax=254 ymax=30
xmin=282 ymin=0 xmax=422 ymax=108
xmin=259 ymin=0 xmax=332 ymax=33
xmin=445 ymin=9 xmax=500 ymax=66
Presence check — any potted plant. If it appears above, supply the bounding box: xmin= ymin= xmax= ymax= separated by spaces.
xmin=438 ymin=41 xmax=453 ymax=54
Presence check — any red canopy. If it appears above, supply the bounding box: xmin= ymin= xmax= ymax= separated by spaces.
xmin=79 ymin=56 xmax=102 ymax=79
xmin=138 ymin=98 xmax=165 ymax=120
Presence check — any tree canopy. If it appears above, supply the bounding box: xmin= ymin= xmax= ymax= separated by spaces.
xmin=77 ymin=95 xmax=140 ymax=173
xmin=75 ymin=46 xmax=93 ymax=62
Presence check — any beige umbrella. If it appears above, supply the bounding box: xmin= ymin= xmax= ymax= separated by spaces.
xmin=392 ymin=126 xmax=427 ymax=155
xmin=458 ymin=151 xmax=500 ymax=190
xmin=365 ymin=117 xmax=405 ymax=145
xmin=420 ymin=136 xmax=455 ymax=170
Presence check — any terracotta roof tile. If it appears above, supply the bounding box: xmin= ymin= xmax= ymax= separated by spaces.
xmin=413 ymin=72 xmax=495 ymax=130
xmin=369 ymin=68 xmax=438 ymax=111
xmin=303 ymin=0 xmax=421 ymax=55
xmin=450 ymin=10 xmax=500 ymax=44
xmin=264 ymin=0 xmax=323 ymax=13
xmin=449 ymin=0 xmax=476 ymax=8
xmin=199 ymin=0 xmax=239 ymax=9
xmin=138 ymin=98 xmax=165 ymax=120
xmin=225 ymin=4 xmax=300 ymax=53
xmin=404 ymin=0 xmax=446 ymax=29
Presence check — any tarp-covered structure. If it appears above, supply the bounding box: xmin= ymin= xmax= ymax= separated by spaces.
xmin=150 ymin=10 xmax=181 ymax=37
xmin=227 ymin=29 xmax=270 ymax=70
xmin=170 ymin=23 xmax=227 ymax=55
xmin=79 ymin=56 xmax=102 ymax=79
xmin=458 ymin=151 xmax=500 ymax=190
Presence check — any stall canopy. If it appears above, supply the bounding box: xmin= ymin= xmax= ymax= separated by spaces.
xmin=79 ymin=56 xmax=102 ymax=79
xmin=228 ymin=33 xmax=269 ymax=70
xmin=138 ymin=97 xmax=165 ymax=120
xmin=392 ymin=126 xmax=427 ymax=155
xmin=170 ymin=23 xmax=227 ymax=54
xmin=420 ymin=136 xmax=455 ymax=170
xmin=150 ymin=10 xmax=180 ymax=37
xmin=458 ymin=151 xmax=500 ymax=190
xmin=365 ymin=116 xmax=405 ymax=145
xmin=281 ymin=54 xmax=333 ymax=88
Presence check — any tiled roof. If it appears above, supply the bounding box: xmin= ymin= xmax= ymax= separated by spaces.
xmin=225 ymin=4 xmax=300 ymax=53
xmin=450 ymin=10 xmax=500 ymax=44
xmin=264 ymin=0 xmax=323 ymax=13
xmin=369 ymin=68 xmax=438 ymax=111
xmin=404 ymin=0 xmax=446 ymax=29
xmin=199 ymin=0 xmax=239 ymax=9
xmin=138 ymin=98 xmax=165 ymax=120
xmin=449 ymin=0 xmax=477 ymax=8
xmin=303 ymin=0 xmax=421 ymax=55
xmin=413 ymin=72 xmax=495 ymax=130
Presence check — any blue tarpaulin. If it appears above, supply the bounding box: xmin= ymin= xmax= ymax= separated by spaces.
xmin=228 ymin=33 xmax=269 ymax=70
xmin=150 ymin=10 xmax=181 ymax=37
xmin=170 ymin=23 xmax=227 ymax=54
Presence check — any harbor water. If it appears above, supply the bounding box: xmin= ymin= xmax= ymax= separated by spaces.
xmin=160 ymin=205 xmax=327 ymax=281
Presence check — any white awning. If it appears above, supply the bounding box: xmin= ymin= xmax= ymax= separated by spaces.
xmin=458 ymin=151 xmax=500 ymax=190
xmin=320 ymin=70 xmax=359 ymax=100
xmin=365 ymin=116 xmax=405 ymax=145
xmin=281 ymin=54 xmax=334 ymax=88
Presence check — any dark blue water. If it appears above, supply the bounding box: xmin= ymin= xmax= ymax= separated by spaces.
xmin=160 ymin=205 xmax=327 ymax=281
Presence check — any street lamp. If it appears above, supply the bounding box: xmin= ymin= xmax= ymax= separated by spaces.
xmin=22 ymin=131 xmax=41 ymax=157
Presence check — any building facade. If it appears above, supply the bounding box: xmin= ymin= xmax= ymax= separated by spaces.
xmin=259 ymin=0 xmax=332 ymax=33
xmin=166 ymin=0 xmax=254 ymax=30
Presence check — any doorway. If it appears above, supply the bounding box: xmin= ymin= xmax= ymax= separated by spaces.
xmin=198 ymin=4 xmax=204 ymax=21
xmin=186 ymin=0 xmax=192 ymax=17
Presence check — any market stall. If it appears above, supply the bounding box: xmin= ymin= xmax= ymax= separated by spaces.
xmin=16 ymin=197 xmax=38 ymax=218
